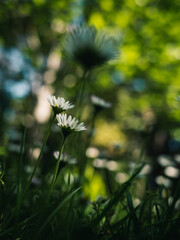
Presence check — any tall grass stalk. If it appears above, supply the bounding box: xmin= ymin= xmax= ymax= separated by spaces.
xmin=23 ymin=114 xmax=56 ymax=197
xmin=93 ymin=163 xmax=145 ymax=225
xmin=15 ymin=127 xmax=26 ymax=222
xmin=35 ymin=187 xmax=81 ymax=240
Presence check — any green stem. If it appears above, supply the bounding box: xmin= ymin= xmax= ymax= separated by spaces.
xmin=77 ymin=70 xmax=88 ymax=116
xmin=15 ymin=127 xmax=26 ymax=222
xmin=23 ymin=114 xmax=55 ymax=197
xmin=47 ymin=136 xmax=66 ymax=202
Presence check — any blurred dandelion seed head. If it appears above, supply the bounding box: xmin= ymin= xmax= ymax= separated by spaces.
xmin=63 ymin=25 xmax=119 ymax=70
xmin=47 ymin=95 xmax=74 ymax=114
xmin=56 ymin=113 xmax=87 ymax=136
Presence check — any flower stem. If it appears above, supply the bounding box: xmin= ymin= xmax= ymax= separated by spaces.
xmin=47 ymin=136 xmax=66 ymax=202
xmin=15 ymin=127 xmax=26 ymax=223
xmin=77 ymin=70 xmax=88 ymax=117
xmin=23 ymin=114 xmax=56 ymax=197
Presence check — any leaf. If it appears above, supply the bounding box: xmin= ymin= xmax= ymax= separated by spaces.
xmin=126 ymin=190 xmax=140 ymax=233
xmin=93 ymin=163 xmax=145 ymax=225
xmin=34 ymin=187 xmax=81 ymax=240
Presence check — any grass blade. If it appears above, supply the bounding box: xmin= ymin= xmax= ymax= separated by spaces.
xmin=34 ymin=187 xmax=81 ymax=239
xmin=94 ymin=163 xmax=145 ymax=225
xmin=126 ymin=190 xmax=140 ymax=234
xmin=0 ymin=211 xmax=39 ymax=237
xmin=15 ymin=127 xmax=27 ymax=222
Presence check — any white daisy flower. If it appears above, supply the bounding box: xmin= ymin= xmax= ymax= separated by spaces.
xmin=47 ymin=95 xmax=74 ymax=114
xmin=56 ymin=113 xmax=87 ymax=136
xmin=91 ymin=95 xmax=111 ymax=109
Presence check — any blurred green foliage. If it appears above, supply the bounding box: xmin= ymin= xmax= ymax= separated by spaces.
xmin=1 ymin=0 xmax=180 ymax=128
xmin=1 ymin=1 xmax=180 ymax=239
xmin=0 ymin=0 xmax=180 ymax=222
